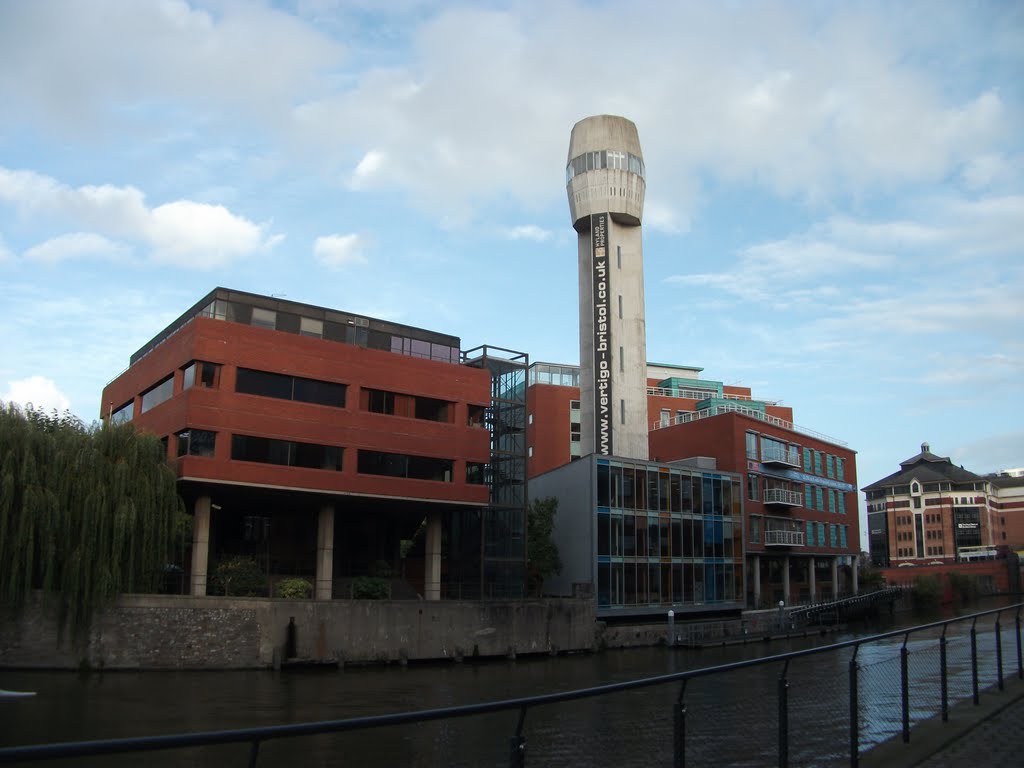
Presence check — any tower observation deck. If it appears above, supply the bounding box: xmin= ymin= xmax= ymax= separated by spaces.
xmin=567 ymin=115 xmax=649 ymax=460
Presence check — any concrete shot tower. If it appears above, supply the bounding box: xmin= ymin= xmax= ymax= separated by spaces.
xmin=567 ymin=115 xmax=648 ymax=460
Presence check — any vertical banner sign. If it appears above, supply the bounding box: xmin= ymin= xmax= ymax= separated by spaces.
xmin=591 ymin=213 xmax=613 ymax=455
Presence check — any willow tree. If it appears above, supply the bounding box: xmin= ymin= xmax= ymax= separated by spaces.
xmin=0 ymin=403 xmax=184 ymax=643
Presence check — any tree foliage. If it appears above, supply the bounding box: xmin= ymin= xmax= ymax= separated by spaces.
xmin=0 ymin=403 xmax=183 ymax=643
xmin=212 ymin=555 xmax=267 ymax=597
xmin=276 ymin=577 xmax=312 ymax=600
xmin=527 ymin=497 xmax=562 ymax=596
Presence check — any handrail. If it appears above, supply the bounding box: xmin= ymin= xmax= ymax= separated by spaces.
xmin=1 ymin=600 xmax=1020 ymax=765
xmin=650 ymin=405 xmax=848 ymax=447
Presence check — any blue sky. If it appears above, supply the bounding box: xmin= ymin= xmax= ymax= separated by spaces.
xmin=1 ymin=0 xmax=1021 ymax=537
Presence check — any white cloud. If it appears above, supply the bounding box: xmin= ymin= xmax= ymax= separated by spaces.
xmin=2 ymin=376 xmax=71 ymax=414
xmin=503 ymin=225 xmax=550 ymax=242
xmin=0 ymin=233 xmax=11 ymax=262
xmin=0 ymin=0 xmax=342 ymax=134
xmin=0 ymin=3 xmax=1014 ymax=227
xmin=0 ymin=166 xmax=280 ymax=268
xmin=23 ymin=232 xmax=130 ymax=263
xmin=314 ymin=233 xmax=368 ymax=268
xmin=147 ymin=201 xmax=278 ymax=268
xmin=349 ymin=149 xmax=387 ymax=189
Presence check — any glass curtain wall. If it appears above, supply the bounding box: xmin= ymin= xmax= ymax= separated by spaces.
xmin=596 ymin=458 xmax=743 ymax=610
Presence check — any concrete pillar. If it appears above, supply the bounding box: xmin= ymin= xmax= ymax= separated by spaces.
xmin=782 ymin=555 xmax=790 ymax=605
xmin=852 ymin=556 xmax=859 ymax=595
xmin=425 ymin=511 xmax=442 ymax=601
xmin=809 ymin=557 xmax=816 ymax=603
xmin=190 ymin=495 xmax=211 ymax=596
xmin=753 ymin=555 xmax=761 ymax=608
xmin=832 ymin=556 xmax=839 ymax=599
xmin=315 ymin=503 xmax=335 ymax=600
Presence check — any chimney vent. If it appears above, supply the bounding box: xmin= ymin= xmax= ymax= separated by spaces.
xmin=922 ymin=442 xmax=930 ymax=453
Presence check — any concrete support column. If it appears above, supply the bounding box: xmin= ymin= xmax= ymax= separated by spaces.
xmin=832 ymin=556 xmax=839 ymax=599
xmin=752 ymin=555 xmax=761 ymax=608
xmin=190 ymin=495 xmax=211 ymax=596
xmin=425 ymin=511 xmax=442 ymax=601
xmin=782 ymin=555 xmax=790 ymax=605
xmin=315 ymin=503 xmax=335 ymax=600
xmin=852 ymin=556 xmax=859 ymax=595
xmin=809 ymin=556 xmax=816 ymax=603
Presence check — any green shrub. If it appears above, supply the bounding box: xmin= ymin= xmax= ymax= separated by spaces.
xmin=911 ymin=575 xmax=941 ymax=609
xmin=352 ymin=576 xmax=390 ymax=600
xmin=947 ymin=572 xmax=979 ymax=603
xmin=276 ymin=577 xmax=313 ymax=600
xmin=212 ymin=555 xmax=267 ymax=597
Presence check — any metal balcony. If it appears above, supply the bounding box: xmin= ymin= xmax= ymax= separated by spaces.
xmin=764 ymin=529 xmax=806 ymax=547
xmin=760 ymin=445 xmax=801 ymax=467
xmin=763 ymin=488 xmax=802 ymax=507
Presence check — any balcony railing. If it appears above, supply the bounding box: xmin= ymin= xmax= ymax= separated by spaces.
xmin=763 ymin=488 xmax=802 ymax=506
xmin=761 ymin=445 xmax=801 ymax=467
xmin=650 ymin=405 xmax=848 ymax=447
xmin=764 ymin=529 xmax=806 ymax=546
xmin=647 ymin=386 xmax=779 ymax=406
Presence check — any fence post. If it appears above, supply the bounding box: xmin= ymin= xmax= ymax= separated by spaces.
xmin=509 ymin=706 xmax=527 ymax=768
xmin=900 ymin=636 xmax=910 ymax=743
xmin=673 ymin=680 xmax=688 ymax=768
xmin=971 ymin=618 xmax=979 ymax=705
xmin=940 ymin=626 xmax=949 ymax=722
xmin=996 ymin=611 xmax=1004 ymax=692
xmin=778 ymin=660 xmax=790 ymax=768
xmin=849 ymin=645 xmax=860 ymax=768
xmin=248 ymin=740 xmax=260 ymax=768
xmin=1017 ymin=608 xmax=1023 ymax=680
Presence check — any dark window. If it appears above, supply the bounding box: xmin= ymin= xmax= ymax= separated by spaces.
xmin=367 ymin=329 xmax=391 ymax=351
xmin=182 ymin=361 xmax=221 ymax=390
xmin=415 ymin=396 xmax=450 ymax=422
xmin=467 ymin=463 xmax=486 ymax=485
xmin=276 ymin=312 xmax=301 ymax=334
xmin=236 ymin=368 xmax=292 ymax=400
xmin=176 ymin=429 xmax=216 ymax=458
xmin=366 ymin=389 xmax=395 ymax=414
xmin=236 ymin=368 xmax=346 ymax=408
xmin=357 ymin=450 xmax=453 ymax=482
xmin=231 ymin=434 xmax=342 ymax=471
xmin=468 ymin=404 xmax=486 ymax=428
xmin=292 ymin=377 xmax=346 ymax=408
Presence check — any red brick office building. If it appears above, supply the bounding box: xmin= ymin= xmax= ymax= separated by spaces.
xmin=527 ymin=361 xmax=860 ymax=607
xmin=102 ymin=288 xmax=528 ymax=600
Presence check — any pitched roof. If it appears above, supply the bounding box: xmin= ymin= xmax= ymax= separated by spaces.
xmin=862 ymin=442 xmax=985 ymax=491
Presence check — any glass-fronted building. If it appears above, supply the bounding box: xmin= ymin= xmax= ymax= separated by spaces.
xmin=531 ymin=454 xmax=744 ymax=618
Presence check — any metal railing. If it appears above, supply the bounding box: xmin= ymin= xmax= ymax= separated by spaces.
xmin=1 ymin=603 xmax=1021 ymax=767
xmin=764 ymin=488 xmax=802 ymax=506
xmin=650 ymin=405 xmax=848 ymax=447
xmin=646 ymin=386 xmax=779 ymax=405
xmin=761 ymin=445 xmax=801 ymax=466
xmin=764 ymin=529 xmax=806 ymax=546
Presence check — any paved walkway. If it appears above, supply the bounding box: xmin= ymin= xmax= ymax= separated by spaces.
xmin=860 ymin=674 xmax=1024 ymax=767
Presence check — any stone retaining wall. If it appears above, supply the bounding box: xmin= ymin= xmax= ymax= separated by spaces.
xmin=0 ymin=593 xmax=596 ymax=670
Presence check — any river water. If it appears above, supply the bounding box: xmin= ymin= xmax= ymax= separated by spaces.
xmin=1 ymin=598 xmax=1019 ymax=767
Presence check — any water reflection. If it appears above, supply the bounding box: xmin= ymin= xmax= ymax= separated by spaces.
xmin=1 ymin=598 xmax=1017 ymax=767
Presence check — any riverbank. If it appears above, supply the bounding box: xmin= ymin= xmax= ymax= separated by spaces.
xmin=0 ymin=592 xmax=596 ymax=670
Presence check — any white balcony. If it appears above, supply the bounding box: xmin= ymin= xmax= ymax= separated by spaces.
xmin=761 ymin=445 xmax=801 ymax=467
xmin=763 ymin=488 xmax=802 ymax=507
xmin=764 ymin=529 xmax=806 ymax=547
